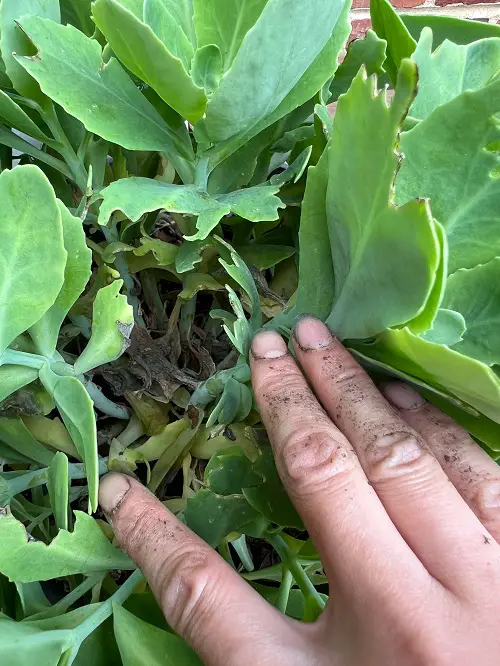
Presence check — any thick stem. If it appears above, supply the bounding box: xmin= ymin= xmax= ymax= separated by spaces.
xmin=266 ymin=532 xmax=325 ymax=617
xmin=276 ymin=566 xmax=293 ymax=614
xmin=0 ymin=349 xmax=46 ymax=369
xmin=84 ymin=380 xmax=130 ymax=420
xmin=0 ymin=127 xmax=73 ymax=180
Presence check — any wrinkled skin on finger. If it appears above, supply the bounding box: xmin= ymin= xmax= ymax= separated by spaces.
xmin=100 ymin=317 xmax=500 ymax=666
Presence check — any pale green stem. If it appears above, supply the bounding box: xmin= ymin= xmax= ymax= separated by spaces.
xmin=0 ymin=349 xmax=46 ymax=369
xmin=231 ymin=535 xmax=254 ymax=572
xmin=0 ymin=126 xmax=73 ymax=180
xmin=266 ymin=533 xmax=325 ymax=616
xmin=4 ymin=458 xmax=108 ymax=497
xmin=40 ymin=102 xmax=88 ymax=192
xmin=276 ymin=566 xmax=293 ymax=615
xmin=27 ymin=572 xmax=106 ymax=621
xmin=84 ymin=380 xmax=130 ymax=420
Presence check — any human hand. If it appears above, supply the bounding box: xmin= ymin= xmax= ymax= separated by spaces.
xmin=99 ymin=317 xmax=500 ymax=666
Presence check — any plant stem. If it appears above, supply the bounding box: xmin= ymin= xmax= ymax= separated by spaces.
xmin=276 ymin=566 xmax=293 ymax=614
xmin=266 ymin=532 xmax=325 ymax=617
xmin=0 ymin=127 xmax=73 ymax=180
xmin=194 ymin=155 xmax=209 ymax=190
xmin=231 ymin=534 xmax=254 ymax=572
xmin=84 ymin=380 xmax=130 ymax=420
xmin=27 ymin=572 xmax=106 ymax=621
xmin=40 ymin=102 xmax=88 ymax=192
xmin=0 ymin=349 xmax=46 ymax=369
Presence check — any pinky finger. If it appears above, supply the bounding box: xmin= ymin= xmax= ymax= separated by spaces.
xmin=383 ymin=382 xmax=500 ymax=544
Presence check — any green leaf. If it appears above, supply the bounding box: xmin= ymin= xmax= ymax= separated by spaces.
xmin=92 ymin=0 xmax=206 ymax=123
xmin=0 ymin=91 xmax=50 ymax=142
xmin=114 ymin=604 xmax=203 ymax=666
xmin=179 ymin=273 xmax=224 ymax=300
xmin=60 ymin=0 xmax=94 ymax=36
xmin=133 ymin=238 xmax=179 ymax=267
xmin=0 ymin=417 xmax=53 ymax=466
xmin=243 ymin=447 xmax=304 ymax=529
xmin=205 ymin=447 xmax=259 ymax=495
xmin=30 ymin=202 xmax=92 ymax=357
xmin=206 ymin=0 xmax=351 ymax=170
xmin=146 ymin=0 xmax=196 ymax=45
xmin=74 ymin=281 xmax=134 ymax=376
xmin=0 ymin=366 xmax=38 ymax=403
xmin=421 ymin=309 xmax=466 ymax=346
xmin=410 ymin=28 xmax=500 ymax=121
xmin=329 ymin=29 xmax=387 ymax=102
xmin=185 ymin=488 xmax=259 ymax=547
xmin=194 ymin=0 xmax=266 ymax=70
xmin=204 ymin=0 xmax=349 ymax=142
xmin=175 ymin=238 xmax=213 ymax=273
xmin=404 ymin=220 xmax=447 ymax=335
xmin=0 ymin=165 xmax=66 ymax=355
xmin=99 ymin=178 xmax=229 ymax=234
xmin=401 ymin=13 xmax=500 ymax=49
xmin=443 ymin=258 xmax=500 ymax=365
xmin=396 ymin=77 xmax=500 ymax=274
xmin=143 ymin=0 xmax=195 ymax=69
xmin=0 ymin=0 xmax=60 ymax=99
xmin=370 ymin=0 xmax=416 ymax=84
xmin=16 ymin=17 xmax=194 ymax=177
xmin=367 ymin=327 xmax=500 ymax=423
xmin=186 ymin=184 xmax=284 ymax=241
xmin=324 ymin=63 xmax=440 ymax=340
xmin=0 ymin=511 xmax=133 ymax=582
xmin=191 ymin=44 xmax=223 ymax=94
xmin=43 ymin=372 xmax=99 ymax=513
xmin=47 ymin=451 xmax=69 ymax=531
xmin=0 ymin=613 xmax=74 ymax=666
xmin=236 ymin=244 xmax=295 ymax=271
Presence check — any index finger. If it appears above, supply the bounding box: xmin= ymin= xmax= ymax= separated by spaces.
xmin=99 ymin=474 xmax=300 ymax=666
xmin=250 ymin=330 xmax=429 ymax=600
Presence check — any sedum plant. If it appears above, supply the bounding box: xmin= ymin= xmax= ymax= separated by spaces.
xmin=0 ymin=0 xmax=499 ymax=663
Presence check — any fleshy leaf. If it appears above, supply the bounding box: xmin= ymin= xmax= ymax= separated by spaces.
xmin=0 ymin=510 xmax=133 ymax=582
xmin=143 ymin=0 xmax=195 ymax=69
xmin=370 ymin=0 xmax=416 ymax=84
xmin=0 ymin=366 xmax=38 ymax=403
xmin=401 ymin=13 xmax=500 ymax=49
xmin=0 ymin=166 xmax=66 ymax=355
xmin=74 ymin=281 xmax=134 ymax=375
xmin=204 ymin=0 xmax=348 ymax=142
xmin=16 ymin=17 xmax=194 ymax=175
xmin=47 ymin=451 xmax=69 ymax=531
xmin=329 ymin=29 xmax=387 ymax=102
xmin=193 ymin=0 xmax=267 ymax=71
xmin=0 ymin=0 xmax=60 ymax=99
xmin=410 ymin=28 xmax=500 ymax=121
xmin=397 ymin=77 xmax=500 ymax=274
xmin=0 ymin=90 xmax=51 ymax=142
xmin=114 ymin=604 xmax=203 ymax=666
xmin=191 ymin=44 xmax=223 ymax=94
xmin=50 ymin=375 xmax=99 ymax=513
xmin=92 ymin=0 xmax=205 ymax=123
xmin=324 ymin=62 xmax=440 ymax=340
xmin=421 ymin=309 xmax=466 ymax=346
xmin=365 ymin=327 xmax=500 ymax=424
xmin=443 ymin=258 xmax=500 ymax=365
xmin=30 ymin=201 xmax=92 ymax=357
xmin=0 ymin=417 xmax=53 ymax=466
xmin=205 ymin=0 xmax=351 ymax=170
xmin=293 ymin=148 xmax=334 ymax=322
xmin=98 ymin=178 xmax=230 ymax=235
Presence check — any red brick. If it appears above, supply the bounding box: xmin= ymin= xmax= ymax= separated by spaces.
xmin=436 ymin=0 xmax=499 ymax=5
xmin=350 ymin=18 xmax=372 ymax=41
xmin=352 ymin=0 xmax=424 ymax=7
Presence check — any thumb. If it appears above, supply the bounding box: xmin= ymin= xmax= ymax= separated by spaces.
xmin=99 ymin=473 xmax=296 ymax=666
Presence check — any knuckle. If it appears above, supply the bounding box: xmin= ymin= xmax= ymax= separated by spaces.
xmin=278 ymin=427 xmax=357 ymax=496
xmin=471 ymin=479 xmax=500 ymax=531
xmin=157 ymin=548 xmax=221 ymax=640
xmin=117 ymin=500 xmax=160 ymax=557
xmin=366 ymin=432 xmax=432 ymax=484
xmin=259 ymin=367 xmax=306 ymax=402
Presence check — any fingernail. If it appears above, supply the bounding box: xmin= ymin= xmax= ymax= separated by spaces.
xmin=294 ymin=316 xmax=334 ymax=351
xmin=99 ymin=473 xmax=131 ymax=515
xmin=382 ymin=382 xmax=426 ymax=410
xmin=251 ymin=330 xmax=288 ymax=359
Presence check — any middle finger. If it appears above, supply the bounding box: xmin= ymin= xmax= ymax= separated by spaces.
xmin=293 ymin=317 xmax=500 ymax=595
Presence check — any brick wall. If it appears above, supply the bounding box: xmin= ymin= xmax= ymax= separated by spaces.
xmin=351 ymin=0 xmax=500 ymax=40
